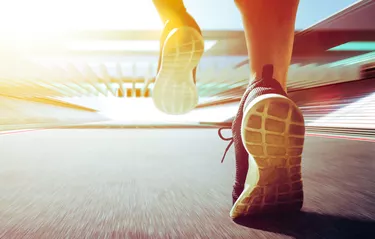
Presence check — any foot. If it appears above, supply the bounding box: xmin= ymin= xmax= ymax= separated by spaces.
xmin=152 ymin=21 xmax=204 ymax=115
xmin=221 ymin=65 xmax=305 ymax=219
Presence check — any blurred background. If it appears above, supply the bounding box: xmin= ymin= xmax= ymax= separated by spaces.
xmin=1 ymin=0 xmax=375 ymax=238
xmin=1 ymin=0 xmax=374 ymax=132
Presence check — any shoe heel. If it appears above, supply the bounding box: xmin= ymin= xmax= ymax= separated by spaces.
xmin=230 ymin=94 xmax=305 ymax=218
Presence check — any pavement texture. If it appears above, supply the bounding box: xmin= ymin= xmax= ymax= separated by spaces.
xmin=0 ymin=129 xmax=375 ymax=239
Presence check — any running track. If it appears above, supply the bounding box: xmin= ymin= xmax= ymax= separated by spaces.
xmin=0 ymin=129 xmax=375 ymax=238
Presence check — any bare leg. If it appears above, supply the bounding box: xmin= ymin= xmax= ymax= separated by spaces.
xmin=153 ymin=0 xmax=186 ymax=24
xmin=236 ymin=0 xmax=299 ymax=90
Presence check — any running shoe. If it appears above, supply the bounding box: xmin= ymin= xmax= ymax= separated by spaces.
xmin=219 ymin=64 xmax=305 ymax=218
xmin=152 ymin=17 xmax=204 ymax=115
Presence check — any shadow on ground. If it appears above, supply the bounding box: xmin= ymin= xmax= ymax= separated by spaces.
xmin=234 ymin=211 xmax=375 ymax=239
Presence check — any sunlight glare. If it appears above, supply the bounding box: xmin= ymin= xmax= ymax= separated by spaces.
xmin=0 ymin=0 xmax=162 ymax=37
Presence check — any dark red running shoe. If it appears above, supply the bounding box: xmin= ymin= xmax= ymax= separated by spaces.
xmin=219 ymin=65 xmax=305 ymax=218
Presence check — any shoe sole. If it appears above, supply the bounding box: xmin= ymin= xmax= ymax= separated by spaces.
xmin=230 ymin=93 xmax=305 ymax=219
xmin=152 ymin=26 xmax=204 ymax=115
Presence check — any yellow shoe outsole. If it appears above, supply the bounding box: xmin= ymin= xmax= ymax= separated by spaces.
xmin=152 ymin=27 xmax=204 ymax=115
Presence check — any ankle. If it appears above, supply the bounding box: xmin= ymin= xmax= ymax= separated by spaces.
xmin=170 ymin=12 xmax=201 ymax=34
xmin=153 ymin=0 xmax=187 ymax=24
xmin=249 ymin=64 xmax=274 ymax=83
xmin=249 ymin=64 xmax=287 ymax=91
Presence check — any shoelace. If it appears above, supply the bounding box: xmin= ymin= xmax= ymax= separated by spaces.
xmin=218 ymin=126 xmax=233 ymax=163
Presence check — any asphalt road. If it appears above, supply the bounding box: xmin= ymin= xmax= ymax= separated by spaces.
xmin=0 ymin=129 xmax=375 ymax=239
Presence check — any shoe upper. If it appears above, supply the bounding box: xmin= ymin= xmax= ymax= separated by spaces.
xmin=219 ymin=64 xmax=288 ymax=204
